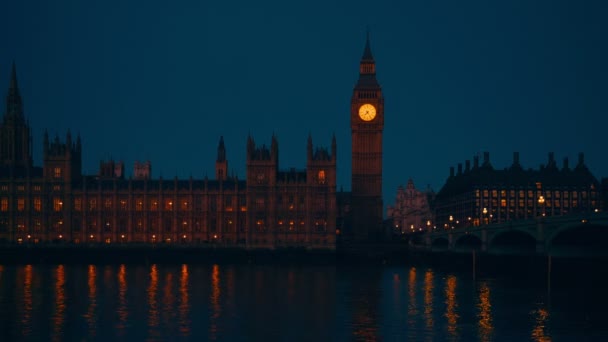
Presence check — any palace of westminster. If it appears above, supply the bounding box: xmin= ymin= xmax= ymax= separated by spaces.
xmin=1 ymin=37 xmax=605 ymax=249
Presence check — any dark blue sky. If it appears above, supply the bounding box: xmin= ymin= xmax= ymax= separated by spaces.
xmin=1 ymin=0 xmax=607 ymax=209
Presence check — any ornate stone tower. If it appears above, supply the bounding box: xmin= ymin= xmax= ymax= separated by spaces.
xmin=351 ymin=34 xmax=384 ymax=241
xmin=0 ymin=63 xmax=33 ymax=176
xmin=216 ymin=136 xmax=228 ymax=181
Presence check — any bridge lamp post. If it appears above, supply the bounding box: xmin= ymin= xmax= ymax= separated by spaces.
xmin=449 ymin=215 xmax=454 ymax=229
xmin=538 ymin=195 xmax=546 ymax=217
xmin=482 ymin=207 xmax=488 ymax=225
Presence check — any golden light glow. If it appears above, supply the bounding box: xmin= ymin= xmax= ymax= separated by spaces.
xmin=22 ymin=265 xmax=33 ymax=337
xmin=85 ymin=265 xmax=97 ymax=338
xmin=210 ymin=264 xmax=221 ymax=340
xmin=407 ymin=267 xmax=418 ymax=329
xmin=52 ymin=265 xmax=66 ymax=340
xmin=477 ymin=282 xmax=494 ymax=341
xmin=445 ymin=275 xmax=459 ymax=339
xmin=117 ymin=264 xmax=128 ymax=334
xmin=179 ymin=264 xmax=190 ymax=337
xmin=531 ymin=306 xmax=550 ymax=341
xmin=424 ymin=269 xmax=435 ymax=331
xmin=358 ymin=103 xmax=377 ymax=121
xmin=147 ymin=264 xmax=159 ymax=337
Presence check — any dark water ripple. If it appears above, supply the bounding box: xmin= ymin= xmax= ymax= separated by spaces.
xmin=0 ymin=262 xmax=607 ymax=341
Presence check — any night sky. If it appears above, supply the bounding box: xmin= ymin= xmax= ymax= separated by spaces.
xmin=1 ymin=0 xmax=607 ymax=210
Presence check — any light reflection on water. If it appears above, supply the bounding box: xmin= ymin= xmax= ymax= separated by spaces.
xmin=0 ymin=263 xmax=606 ymax=340
xmin=445 ymin=275 xmax=459 ymax=340
xmin=52 ymin=265 xmax=65 ymax=342
xmin=477 ymin=281 xmax=494 ymax=342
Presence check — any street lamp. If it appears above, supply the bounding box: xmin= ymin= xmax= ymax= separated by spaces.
xmin=538 ymin=195 xmax=546 ymax=217
xmin=449 ymin=215 xmax=454 ymax=229
xmin=482 ymin=207 xmax=488 ymax=225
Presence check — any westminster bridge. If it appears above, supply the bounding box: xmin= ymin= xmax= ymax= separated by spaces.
xmin=424 ymin=211 xmax=608 ymax=257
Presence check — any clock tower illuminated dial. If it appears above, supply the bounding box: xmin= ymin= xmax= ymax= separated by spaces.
xmin=350 ymin=33 xmax=384 ymax=242
xmin=358 ymin=104 xmax=376 ymax=121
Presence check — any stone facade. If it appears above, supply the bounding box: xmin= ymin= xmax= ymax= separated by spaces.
xmin=387 ymin=179 xmax=434 ymax=234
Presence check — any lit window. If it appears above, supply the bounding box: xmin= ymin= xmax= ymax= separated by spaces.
xmin=0 ymin=198 xmax=7 ymax=211
xmin=53 ymin=198 xmax=63 ymax=211
xmin=54 ymin=167 xmax=62 ymax=178
xmin=104 ymin=198 xmax=112 ymax=209
xmin=120 ymin=199 xmax=128 ymax=210
xmin=318 ymin=170 xmax=326 ymax=184
xmin=17 ymin=198 xmax=25 ymax=211
xmin=136 ymin=199 xmax=144 ymax=211
xmin=34 ymin=197 xmax=42 ymax=211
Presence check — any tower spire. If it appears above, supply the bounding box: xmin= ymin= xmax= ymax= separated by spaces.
xmin=5 ymin=62 xmax=24 ymax=121
xmin=362 ymin=29 xmax=374 ymax=62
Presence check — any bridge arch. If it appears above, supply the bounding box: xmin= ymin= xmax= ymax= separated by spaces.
xmin=431 ymin=237 xmax=449 ymax=250
xmin=547 ymin=222 xmax=608 ymax=257
xmin=489 ymin=229 xmax=537 ymax=254
xmin=454 ymin=233 xmax=482 ymax=251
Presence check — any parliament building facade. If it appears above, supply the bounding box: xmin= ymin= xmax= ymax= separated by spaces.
xmin=0 ymin=36 xmax=389 ymax=249
xmin=0 ymin=64 xmax=338 ymax=249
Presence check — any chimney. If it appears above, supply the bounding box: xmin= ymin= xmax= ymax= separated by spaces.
xmin=483 ymin=152 xmax=490 ymax=165
xmin=457 ymin=163 xmax=462 ymax=175
xmin=473 ymin=156 xmax=479 ymax=169
xmin=450 ymin=166 xmax=454 ymax=178
xmin=465 ymin=160 xmax=470 ymax=173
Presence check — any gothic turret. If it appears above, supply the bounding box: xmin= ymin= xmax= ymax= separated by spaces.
xmin=216 ymin=136 xmax=228 ymax=181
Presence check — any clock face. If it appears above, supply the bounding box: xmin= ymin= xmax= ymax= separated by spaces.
xmin=358 ymin=103 xmax=377 ymax=121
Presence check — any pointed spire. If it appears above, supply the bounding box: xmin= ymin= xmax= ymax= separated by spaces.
xmin=10 ymin=62 xmax=19 ymax=94
xmin=5 ymin=62 xmax=24 ymax=121
xmin=362 ymin=29 xmax=374 ymax=61
xmin=217 ymin=136 xmax=226 ymax=162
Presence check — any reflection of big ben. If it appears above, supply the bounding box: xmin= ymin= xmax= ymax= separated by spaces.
xmin=351 ymin=34 xmax=384 ymax=241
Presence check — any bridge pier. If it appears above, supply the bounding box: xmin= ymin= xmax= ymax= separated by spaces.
xmin=448 ymin=233 xmax=454 ymax=250
xmin=536 ymin=218 xmax=546 ymax=254
xmin=481 ymin=229 xmax=487 ymax=252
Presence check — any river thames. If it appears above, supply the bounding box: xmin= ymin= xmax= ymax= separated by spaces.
xmin=1 ymin=259 xmax=607 ymax=341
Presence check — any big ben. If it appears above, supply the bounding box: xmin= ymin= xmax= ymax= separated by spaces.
xmin=351 ymin=34 xmax=384 ymax=242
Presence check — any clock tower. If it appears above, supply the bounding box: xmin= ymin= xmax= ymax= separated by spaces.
xmin=351 ymin=34 xmax=384 ymax=242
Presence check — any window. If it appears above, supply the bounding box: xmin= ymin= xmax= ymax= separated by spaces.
xmin=53 ymin=198 xmax=63 ymax=211
xmin=318 ymin=170 xmax=326 ymax=184
xmin=74 ymin=198 xmax=82 ymax=211
xmin=150 ymin=200 xmax=158 ymax=211
xmin=180 ymin=198 xmax=189 ymax=211
xmin=89 ymin=199 xmax=97 ymax=211
xmin=136 ymin=198 xmax=144 ymax=211
xmin=17 ymin=198 xmax=25 ymax=211
xmin=164 ymin=199 xmax=173 ymax=211
xmin=104 ymin=198 xmax=112 ymax=209
xmin=34 ymin=197 xmax=42 ymax=211
xmin=1 ymin=198 xmax=8 ymax=211
xmin=120 ymin=199 xmax=128 ymax=210
xmin=17 ymin=185 xmax=25 ymax=191
xmin=54 ymin=167 xmax=62 ymax=178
